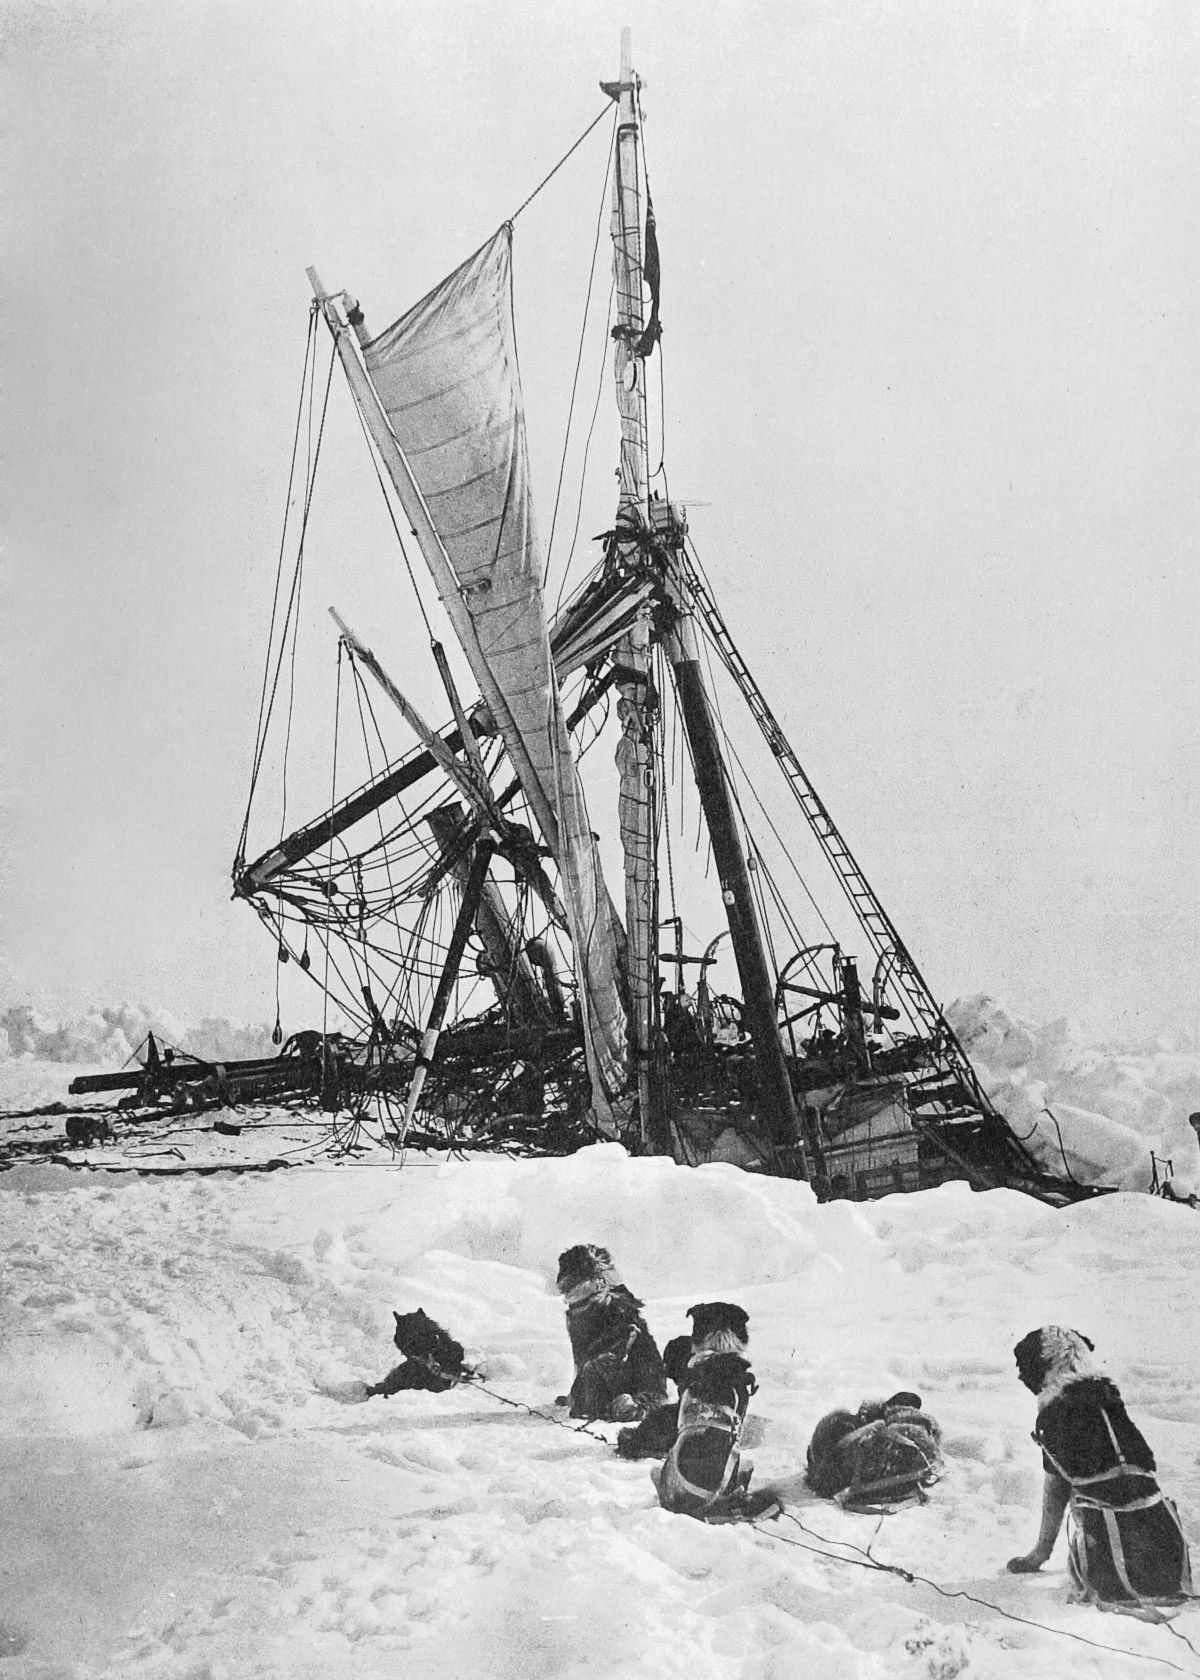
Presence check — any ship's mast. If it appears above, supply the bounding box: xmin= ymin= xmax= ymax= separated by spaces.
xmin=603 ymin=31 xmax=803 ymax=1172
xmin=604 ymin=29 xmax=662 ymax=1146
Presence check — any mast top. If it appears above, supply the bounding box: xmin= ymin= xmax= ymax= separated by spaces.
xmin=600 ymin=27 xmax=639 ymax=104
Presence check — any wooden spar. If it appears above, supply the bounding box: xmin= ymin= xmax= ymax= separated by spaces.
xmin=328 ymin=609 xmax=494 ymax=816
xmin=425 ymin=803 xmax=550 ymax=1027
xmin=305 ymin=268 xmax=561 ymax=855
xmin=397 ymin=836 xmax=495 ymax=1145
xmin=663 ymin=605 xmax=806 ymax=1175
xmin=431 ymin=640 xmax=490 ymax=788
xmin=235 ymin=721 xmax=480 ymax=892
xmin=237 ymin=619 xmax=614 ymax=896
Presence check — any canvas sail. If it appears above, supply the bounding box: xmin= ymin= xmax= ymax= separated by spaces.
xmin=354 ymin=227 xmax=629 ymax=1120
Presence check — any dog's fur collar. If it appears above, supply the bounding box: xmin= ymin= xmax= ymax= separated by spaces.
xmin=689 ymin=1328 xmax=748 ymax=1361
xmin=564 ymin=1276 xmax=612 ymax=1308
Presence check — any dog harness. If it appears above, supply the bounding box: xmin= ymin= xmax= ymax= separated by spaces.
xmin=830 ymin=1415 xmax=941 ymax=1510
xmin=1035 ymin=1406 xmax=1160 ymax=1511
xmin=658 ymin=1393 xmax=745 ymax=1514
xmin=1036 ymin=1406 xmax=1193 ymax=1610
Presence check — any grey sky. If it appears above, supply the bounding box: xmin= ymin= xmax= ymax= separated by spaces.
xmin=3 ymin=0 xmax=1197 ymax=1042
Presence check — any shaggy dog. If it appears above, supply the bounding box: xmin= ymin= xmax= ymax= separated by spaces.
xmin=617 ymin=1301 xmax=749 ymax=1460
xmin=555 ymin=1245 xmax=668 ymax=1422
xmin=650 ymin=1302 xmax=775 ymax=1521
xmin=805 ymin=1392 xmax=942 ymax=1510
xmin=366 ymin=1308 xmax=473 ymax=1397
xmin=1007 ymin=1326 xmax=1193 ymax=1612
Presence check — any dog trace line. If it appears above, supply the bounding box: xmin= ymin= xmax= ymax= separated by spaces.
xmin=400 ymin=1364 xmax=1199 ymax=1673
xmin=750 ymin=1512 xmax=1200 ymax=1678
xmin=438 ymin=1365 xmax=613 ymax=1443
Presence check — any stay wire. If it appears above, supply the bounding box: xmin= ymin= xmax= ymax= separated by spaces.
xmin=348 ymin=661 xmax=411 ymax=970
xmin=509 ymin=104 xmax=615 ymax=226
xmin=348 ymin=392 xmax=436 ymax=646
xmin=544 ymin=117 xmax=617 ymax=587
xmin=270 ymin=341 xmax=339 ymax=848
xmin=635 ymin=80 xmax=668 ymax=488
xmin=750 ymin=1511 xmax=1200 ymax=1677
xmin=238 ymin=308 xmax=320 ymax=862
xmin=554 ymin=277 xmax=617 ymax=620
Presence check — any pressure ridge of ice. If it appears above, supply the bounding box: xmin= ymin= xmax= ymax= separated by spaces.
xmin=7 ymin=993 xmax=1200 ymax=1193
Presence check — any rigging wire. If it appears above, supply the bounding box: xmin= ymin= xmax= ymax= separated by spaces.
xmin=322 ymin=645 xmax=343 ymax=1053
xmin=543 ymin=118 xmax=617 ymax=587
xmin=248 ymin=337 xmax=339 ymax=855
xmin=237 ymin=308 xmax=321 ymax=864
xmin=633 ymin=77 xmax=669 ymax=489
xmin=509 ymin=104 xmax=615 ymax=226
xmin=347 ymin=391 xmax=437 ymax=646
xmin=553 ymin=278 xmax=617 ymax=620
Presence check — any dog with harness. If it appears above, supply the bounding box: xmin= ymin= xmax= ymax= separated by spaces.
xmin=555 ymin=1245 xmax=668 ymax=1422
xmin=805 ymin=1391 xmax=943 ymax=1512
xmin=652 ymin=1303 xmax=776 ymax=1522
xmin=1007 ymin=1325 xmax=1193 ymax=1615
xmin=365 ymin=1308 xmax=474 ymax=1397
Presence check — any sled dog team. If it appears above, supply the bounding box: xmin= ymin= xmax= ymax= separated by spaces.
xmin=368 ymin=1243 xmax=1192 ymax=1617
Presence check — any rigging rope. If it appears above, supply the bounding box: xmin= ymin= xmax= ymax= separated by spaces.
xmin=241 ymin=337 xmax=338 ymax=865
xmin=543 ymin=121 xmax=616 ymax=587
xmin=553 ymin=278 xmax=617 ymax=619
xmin=347 ymin=392 xmax=436 ymax=646
xmin=509 ymin=104 xmax=615 ymax=226
xmin=634 ymin=78 xmax=670 ymax=491
xmin=321 ymin=643 xmax=344 ymax=1053
xmin=237 ymin=308 xmax=320 ymax=866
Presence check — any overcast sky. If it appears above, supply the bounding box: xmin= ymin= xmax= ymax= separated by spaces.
xmin=3 ymin=0 xmax=1197 ymax=1043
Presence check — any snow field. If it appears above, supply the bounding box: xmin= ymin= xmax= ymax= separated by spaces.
xmin=2 ymin=1142 xmax=1199 ymax=1677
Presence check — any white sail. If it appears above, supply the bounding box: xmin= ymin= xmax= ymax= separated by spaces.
xmin=357 ymin=228 xmax=629 ymax=1119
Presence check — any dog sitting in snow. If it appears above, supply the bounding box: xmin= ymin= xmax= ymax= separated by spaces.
xmin=618 ymin=1301 xmax=746 ymax=1460
xmin=651 ymin=1302 xmax=775 ymax=1521
xmin=1006 ymin=1325 xmax=1192 ymax=1609
xmin=555 ymin=1245 xmax=668 ymax=1422
xmin=365 ymin=1308 xmax=473 ymax=1397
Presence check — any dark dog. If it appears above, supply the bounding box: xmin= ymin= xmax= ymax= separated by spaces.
xmin=65 ymin=1114 xmax=113 ymax=1147
xmin=556 ymin=1244 xmax=668 ymax=1422
xmin=366 ymin=1308 xmax=473 ymax=1398
xmin=617 ymin=1300 xmax=751 ymax=1460
xmin=1007 ymin=1325 xmax=1192 ymax=1608
xmin=655 ymin=1338 xmax=773 ymax=1521
xmin=805 ymin=1391 xmax=942 ymax=1510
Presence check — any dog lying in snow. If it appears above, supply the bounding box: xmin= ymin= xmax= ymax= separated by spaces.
xmin=805 ymin=1392 xmax=942 ymax=1511
xmin=365 ymin=1308 xmax=475 ymax=1397
xmin=555 ymin=1245 xmax=668 ymax=1422
xmin=652 ymin=1304 xmax=774 ymax=1522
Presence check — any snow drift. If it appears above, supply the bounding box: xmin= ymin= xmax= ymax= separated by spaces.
xmin=1 ymin=1120 xmax=1198 ymax=1678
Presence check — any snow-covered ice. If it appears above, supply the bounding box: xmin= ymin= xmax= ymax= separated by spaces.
xmin=2 ymin=1039 xmax=1200 ymax=1678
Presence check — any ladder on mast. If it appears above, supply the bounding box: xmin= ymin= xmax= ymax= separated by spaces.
xmin=670 ymin=541 xmax=1009 ymax=1130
